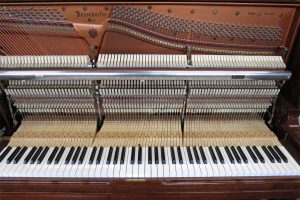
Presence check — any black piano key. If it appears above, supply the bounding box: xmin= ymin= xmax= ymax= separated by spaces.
xmin=6 ymin=147 xmax=21 ymax=164
xmin=199 ymin=146 xmax=207 ymax=164
xmin=96 ymin=147 xmax=104 ymax=164
xmin=246 ymin=146 xmax=258 ymax=163
xmin=78 ymin=147 xmax=87 ymax=164
xmin=71 ymin=147 xmax=81 ymax=164
xmin=30 ymin=146 xmax=43 ymax=164
xmin=0 ymin=146 xmax=12 ymax=162
xmin=56 ymin=148 xmax=66 ymax=165
xmin=186 ymin=146 xmax=194 ymax=164
xmin=177 ymin=146 xmax=183 ymax=164
xmin=37 ymin=147 xmax=49 ymax=164
xmin=262 ymin=146 xmax=275 ymax=163
xmin=224 ymin=146 xmax=235 ymax=164
xmin=252 ymin=146 xmax=265 ymax=163
xmin=47 ymin=147 xmax=59 ymax=164
xmin=215 ymin=146 xmax=224 ymax=164
xmin=148 ymin=147 xmax=152 ymax=164
xmin=237 ymin=146 xmax=248 ymax=164
xmin=193 ymin=146 xmax=200 ymax=164
xmin=154 ymin=147 xmax=159 ymax=164
xmin=208 ymin=146 xmax=217 ymax=164
xmin=267 ymin=146 xmax=281 ymax=163
xmin=89 ymin=147 xmax=97 ymax=164
xmin=24 ymin=146 xmax=37 ymax=164
xmin=113 ymin=147 xmax=120 ymax=164
xmin=13 ymin=146 xmax=28 ymax=164
xmin=273 ymin=146 xmax=288 ymax=163
xmin=161 ymin=147 xmax=166 ymax=164
xmin=106 ymin=147 xmax=113 ymax=164
xmin=120 ymin=147 xmax=126 ymax=164
xmin=65 ymin=147 xmax=75 ymax=164
xmin=230 ymin=146 xmax=241 ymax=164
xmin=170 ymin=147 xmax=176 ymax=164
xmin=138 ymin=146 xmax=142 ymax=164
xmin=130 ymin=146 xmax=135 ymax=164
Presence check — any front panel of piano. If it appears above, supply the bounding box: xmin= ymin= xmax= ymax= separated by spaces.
xmin=0 ymin=2 xmax=299 ymax=200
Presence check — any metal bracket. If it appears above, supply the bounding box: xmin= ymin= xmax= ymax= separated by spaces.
xmin=186 ymin=46 xmax=192 ymax=67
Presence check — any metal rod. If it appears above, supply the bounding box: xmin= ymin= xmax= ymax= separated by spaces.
xmin=0 ymin=69 xmax=291 ymax=81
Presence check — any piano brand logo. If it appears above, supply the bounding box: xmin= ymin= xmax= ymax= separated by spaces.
xmin=75 ymin=10 xmax=106 ymax=18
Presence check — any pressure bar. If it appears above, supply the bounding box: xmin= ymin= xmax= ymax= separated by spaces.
xmin=0 ymin=69 xmax=291 ymax=80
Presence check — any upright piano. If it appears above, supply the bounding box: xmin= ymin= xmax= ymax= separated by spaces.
xmin=0 ymin=0 xmax=300 ymax=199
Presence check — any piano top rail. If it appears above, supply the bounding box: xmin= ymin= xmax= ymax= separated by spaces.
xmin=0 ymin=69 xmax=292 ymax=81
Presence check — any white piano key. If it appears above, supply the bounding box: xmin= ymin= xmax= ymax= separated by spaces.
xmin=157 ymin=147 xmax=164 ymax=178
xmin=144 ymin=147 xmax=152 ymax=178
xmin=181 ymin=147 xmax=192 ymax=177
xmin=138 ymin=147 xmax=146 ymax=178
xmin=151 ymin=147 xmax=158 ymax=178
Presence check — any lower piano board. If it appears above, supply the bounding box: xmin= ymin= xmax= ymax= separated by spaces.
xmin=0 ymin=177 xmax=300 ymax=200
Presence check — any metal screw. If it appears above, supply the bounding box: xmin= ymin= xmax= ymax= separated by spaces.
xmin=235 ymin=11 xmax=240 ymax=16
xmin=168 ymin=9 xmax=172 ymax=13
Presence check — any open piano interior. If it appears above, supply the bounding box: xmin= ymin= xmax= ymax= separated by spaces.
xmin=0 ymin=1 xmax=300 ymax=199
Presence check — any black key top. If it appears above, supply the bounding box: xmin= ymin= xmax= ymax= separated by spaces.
xmin=199 ymin=146 xmax=207 ymax=164
xmin=24 ymin=147 xmax=37 ymax=164
xmin=186 ymin=147 xmax=194 ymax=164
xmin=267 ymin=146 xmax=281 ymax=163
xmin=13 ymin=146 xmax=28 ymax=164
xmin=6 ymin=147 xmax=21 ymax=164
xmin=155 ymin=147 xmax=159 ymax=164
xmin=96 ymin=147 xmax=104 ymax=164
xmin=47 ymin=147 xmax=59 ymax=164
xmin=161 ymin=147 xmax=166 ymax=164
xmin=130 ymin=146 xmax=135 ymax=164
xmin=71 ymin=147 xmax=81 ymax=164
xmin=0 ymin=146 xmax=12 ymax=162
xmin=30 ymin=146 xmax=43 ymax=164
xmin=230 ymin=146 xmax=241 ymax=164
xmin=224 ymin=146 xmax=235 ymax=164
xmin=246 ymin=146 xmax=258 ymax=163
xmin=138 ymin=146 xmax=142 ymax=164
xmin=262 ymin=146 xmax=275 ymax=163
xmin=208 ymin=146 xmax=217 ymax=164
xmin=252 ymin=146 xmax=264 ymax=163
xmin=113 ymin=147 xmax=120 ymax=164
xmin=120 ymin=147 xmax=126 ymax=164
xmin=78 ymin=147 xmax=87 ymax=164
xmin=170 ymin=147 xmax=176 ymax=164
xmin=148 ymin=147 xmax=152 ymax=164
xmin=106 ymin=147 xmax=113 ymax=164
xmin=65 ymin=147 xmax=75 ymax=164
xmin=37 ymin=147 xmax=49 ymax=164
xmin=54 ymin=147 xmax=65 ymax=164
xmin=193 ymin=146 xmax=200 ymax=164
xmin=215 ymin=146 xmax=224 ymax=164
xmin=89 ymin=147 xmax=97 ymax=164
xmin=237 ymin=146 xmax=248 ymax=164
xmin=177 ymin=146 xmax=183 ymax=164
xmin=273 ymin=146 xmax=288 ymax=163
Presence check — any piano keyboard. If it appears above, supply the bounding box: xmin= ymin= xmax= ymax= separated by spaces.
xmin=0 ymin=145 xmax=299 ymax=178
